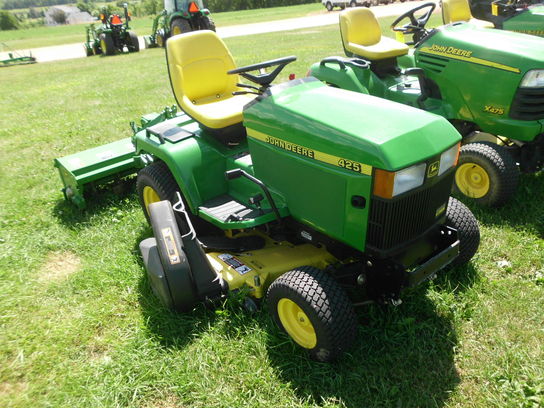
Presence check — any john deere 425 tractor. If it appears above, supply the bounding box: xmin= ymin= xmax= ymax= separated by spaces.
xmin=309 ymin=4 xmax=544 ymax=207
xmin=144 ymin=0 xmax=215 ymax=48
xmin=55 ymin=31 xmax=480 ymax=361
xmin=442 ymin=0 xmax=544 ymax=37
xmin=84 ymin=3 xmax=139 ymax=56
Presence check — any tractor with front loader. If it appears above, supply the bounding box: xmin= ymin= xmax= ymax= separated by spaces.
xmin=83 ymin=3 xmax=139 ymax=56
xmin=144 ymin=0 xmax=215 ymax=48
xmin=55 ymin=31 xmax=480 ymax=362
xmin=309 ymin=4 xmax=544 ymax=207
xmin=441 ymin=0 xmax=544 ymax=37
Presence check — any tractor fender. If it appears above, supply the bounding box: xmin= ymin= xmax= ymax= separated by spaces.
xmin=309 ymin=59 xmax=370 ymax=94
xmin=135 ymin=135 xmax=227 ymax=214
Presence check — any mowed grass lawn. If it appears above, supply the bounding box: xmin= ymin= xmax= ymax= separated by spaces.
xmin=1 ymin=18 xmax=544 ymax=408
xmin=0 ymin=2 xmax=323 ymax=50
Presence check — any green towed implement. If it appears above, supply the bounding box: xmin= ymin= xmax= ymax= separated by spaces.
xmin=55 ymin=31 xmax=479 ymax=361
xmin=0 ymin=43 xmax=36 ymax=67
xmin=310 ymin=4 xmax=544 ymax=207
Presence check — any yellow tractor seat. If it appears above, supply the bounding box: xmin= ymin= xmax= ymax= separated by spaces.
xmin=340 ymin=8 xmax=409 ymax=61
xmin=166 ymin=30 xmax=255 ymax=131
xmin=442 ymin=0 xmax=495 ymax=28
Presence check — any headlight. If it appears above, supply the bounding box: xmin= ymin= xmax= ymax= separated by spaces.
xmin=438 ymin=143 xmax=460 ymax=176
xmin=520 ymin=70 xmax=544 ymax=88
xmin=374 ymin=163 xmax=426 ymax=199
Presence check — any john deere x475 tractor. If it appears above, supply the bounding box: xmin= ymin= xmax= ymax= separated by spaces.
xmin=55 ymin=31 xmax=479 ymax=361
xmin=144 ymin=0 xmax=215 ymax=48
xmin=310 ymin=4 xmax=544 ymax=207
xmin=442 ymin=0 xmax=544 ymax=37
xmin=84 ymin=3 xmax=139 ymax=56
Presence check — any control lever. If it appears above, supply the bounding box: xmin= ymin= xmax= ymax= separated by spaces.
xmin=232 ymin=91 xmax=261 ymax=96
xmin=237 ymin=83 xmax=260 ymax=91
xmin=403 ymin=67 xmax=429 ymax=109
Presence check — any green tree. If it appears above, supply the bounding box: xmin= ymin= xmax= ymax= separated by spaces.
xmin=0 ymin=10 xmax=20 ymax=30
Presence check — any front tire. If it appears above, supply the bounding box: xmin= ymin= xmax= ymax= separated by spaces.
xmin=267 ymin=266 xmax=357 ymax=362
xmin=137 ymin=162 xmax=180 ymax=223
xmin=350 ymin=0 xmax=357 ymax=6
xmin=201 ymin=16 xmax=216 ymax=31
xmin=99 ymin=33 xmax=115 ymax=56
xmin=454 ymin=142 xmax=519 ymax=207
xmin=156 ymin=29 xmax=166 ymax=47
xmin=170 ymin=18 xmax=192 ymax=36
xmin=445 ymin=197 xmax=480 ymax=267
xmin=326 ymin=2 xmax=333 ymax=11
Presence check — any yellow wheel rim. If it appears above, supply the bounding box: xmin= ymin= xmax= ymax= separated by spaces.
xmin=157 ymin=35 xmax=164 ymax=47
xmin=142 ymin=186 xmax=161 ymax=215
xmin=277 ymin=298 xmax=317 ymax=349
xmin=100 ymin=39 xmax=107 ymax=53
xmin=455 ymin=163 xmax=490 ymax=198
xmin=172 ymin=26 xmax=182 ymax=36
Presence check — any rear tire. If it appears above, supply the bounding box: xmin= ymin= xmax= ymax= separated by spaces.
xmin=99 ymin=33 xmax=115 ymax=56
xmin=170 ymin=18 xmax=192 ymax=36
xmin=267 ymin=266 xmax=357 ymax=362
xmin=128 ymin=31 xmax=139 ymax=52
xmin=445 ymin=197 xmax=480 ymax=267
xmin=137 ymin=162 xmax=181 ymax=224
xmin=454 ymin=142 xmax=519 ymax=207
xmin=136 ymin=162 xmax=219 ymax=235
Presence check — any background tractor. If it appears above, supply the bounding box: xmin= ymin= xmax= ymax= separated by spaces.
xmin=442 ymin=0 xmax=544 ymax=37
xmin=83 ymin=3 xmax=139 ymax=56
xmin=55 ymin=31 xmax=479 ymax=362
xmin=309 ymin=4 xmax=544 ymax=207
xmin=144 ymin=0 xmax=215 ymax=48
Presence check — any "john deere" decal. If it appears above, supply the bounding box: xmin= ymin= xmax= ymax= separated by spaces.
xmin=420 ymin=44 xmax=520 ymax=74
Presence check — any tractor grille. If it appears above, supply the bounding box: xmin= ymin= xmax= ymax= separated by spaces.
xmin=417 ymin=54 xmax=449 ymax=74
xmin=367 ymin=172 xmax=454 ymax=253
xmin=510 ymin=87 xmax=544 ymax=121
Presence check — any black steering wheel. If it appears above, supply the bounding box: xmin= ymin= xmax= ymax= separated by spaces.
xmin=391 ymin=2 xmax=436 ymax=44
xmin=227 ymin=56 xmax=297 ymax=89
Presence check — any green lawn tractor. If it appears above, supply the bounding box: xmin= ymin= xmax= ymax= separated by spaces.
xmin=442 ymin=0 xmax=544 ymax=37
xmin=83 ymin=3 xmax=139 ymax=56
xmin=54 ymin=31 xmax=480 ymax=362
xmin=309 ymin=4 xmax=544 ymax=207
xmin=0 ymin=43 xmax=36 ymax=67
xmin=144 ymin=0 xmax=215 ymax=48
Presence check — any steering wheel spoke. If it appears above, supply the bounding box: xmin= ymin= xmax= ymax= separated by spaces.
xmin=227 ymin=56 xmax=297 ymax=90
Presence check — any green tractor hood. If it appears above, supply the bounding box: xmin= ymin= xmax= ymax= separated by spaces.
xmin=420 ymin=24 xmax=544 ymax=74
xmin=503 ymin=4 xmax=544 ymax=36
xmin=243 ymin=79 xmax=460 ymax=172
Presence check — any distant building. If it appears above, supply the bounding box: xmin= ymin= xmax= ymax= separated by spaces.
xmin=44 ymin=5 xmax=95 ymax=26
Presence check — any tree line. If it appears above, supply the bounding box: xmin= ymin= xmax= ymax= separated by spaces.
xmin=1 ymin=0 xmax=318 ymax=11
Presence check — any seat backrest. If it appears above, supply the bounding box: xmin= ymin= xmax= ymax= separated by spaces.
xmin=442 ymin=0 xmax=473 ymax=24
xmin=340 ymin=8 xmax=382 ymax=48
xmin=166 ymin=31 xmax=239 ymax=107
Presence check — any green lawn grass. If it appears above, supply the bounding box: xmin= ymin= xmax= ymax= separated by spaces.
xmin=1 ymin=16 xmax=543 ymax=408
xmin=0 ymin=3 xmax=323 ymax=50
